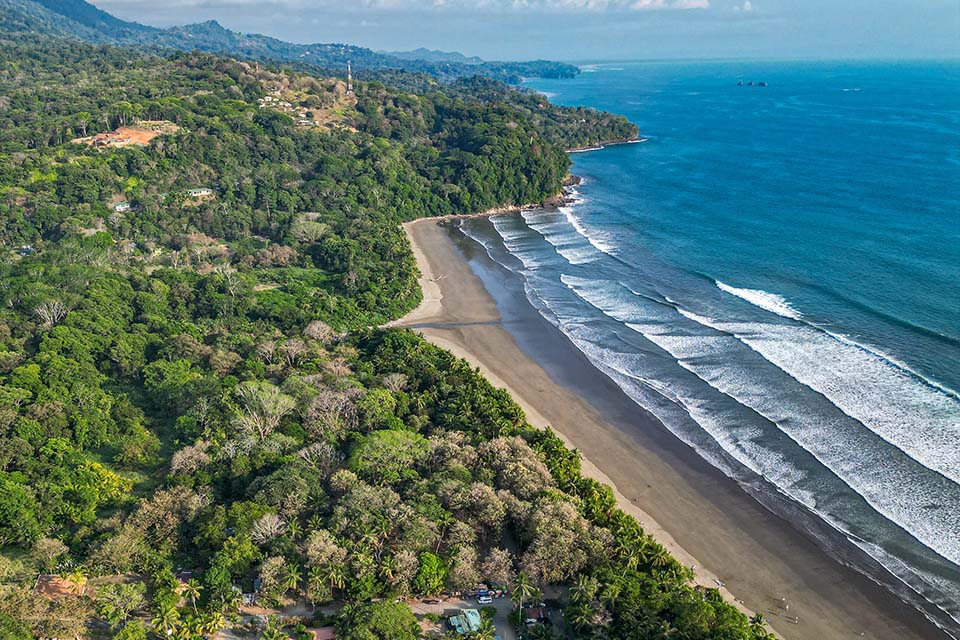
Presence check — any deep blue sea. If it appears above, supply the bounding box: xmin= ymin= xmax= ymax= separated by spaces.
xmin=464 ymin=60 xmax=960 ymax=633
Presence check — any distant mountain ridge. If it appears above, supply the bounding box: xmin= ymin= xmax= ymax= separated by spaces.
xmin=0 ymin=0 xmax=579 ymax=82
xmin=385 ymin=47 xmax=484 ymax=64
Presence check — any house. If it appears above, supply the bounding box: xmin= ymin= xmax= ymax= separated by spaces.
xmin=17 ymin=245 xmax=34 ymax=256
xmin=523 ymin=605 xmax=547 ymax=625
xmin=187 ymin=188 xmax=214 ymax=198
xmin=113 ymin=201 xmax=132 ymax=212
xmin=449 ymin=608 xmax=482 ymax=635
xmin=34 ymin=574 xmax=85 ymax=600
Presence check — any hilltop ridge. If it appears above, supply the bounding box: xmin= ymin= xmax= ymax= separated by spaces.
xmin=0 ymin=0 xmax=579 ymax=82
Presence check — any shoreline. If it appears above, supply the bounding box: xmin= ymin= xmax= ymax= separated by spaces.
xmin=567 ymin=137 xmax=647 ymax=153
xmin=393 ymin=216 xmax=949 ymax=640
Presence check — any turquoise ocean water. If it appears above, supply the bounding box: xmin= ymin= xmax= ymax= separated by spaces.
xmin=463 ymin=60 xmax=960 ymax=634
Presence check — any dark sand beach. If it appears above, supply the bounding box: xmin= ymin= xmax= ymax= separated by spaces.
xmin=392 ymin=217 xmax=949 ymax=640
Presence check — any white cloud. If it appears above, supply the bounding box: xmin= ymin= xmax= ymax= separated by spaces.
xmin=732 ymin=0 xmax=753 ymax=11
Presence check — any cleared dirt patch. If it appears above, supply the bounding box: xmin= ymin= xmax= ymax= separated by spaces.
xmin=73 ymin=120 xmax=181 ymax=149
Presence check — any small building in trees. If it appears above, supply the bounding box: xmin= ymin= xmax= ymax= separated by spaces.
xmin=449 ymin=608 xmax=482 ymax=634
xmin=523 ymin=605 xmax=547 ymax=625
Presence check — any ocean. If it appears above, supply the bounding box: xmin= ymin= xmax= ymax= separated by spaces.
xmin=460 ymin=60 xmax=960 ymax=634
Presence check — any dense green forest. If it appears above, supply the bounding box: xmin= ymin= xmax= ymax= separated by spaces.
xmin=0 ymin=0 xmax=579 ymax=83
xmin=0 ymin=34 xmax=769 ymax=640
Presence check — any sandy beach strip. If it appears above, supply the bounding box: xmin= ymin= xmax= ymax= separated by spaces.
xmin=392 ymin=216 xmax=948 ymax=640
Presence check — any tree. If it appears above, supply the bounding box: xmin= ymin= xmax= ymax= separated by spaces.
xmin=263 ymin=617 xmax=289 ymax=640
xmin=182 ymin=579 xmax=202 ymax=614
xmin=31 ymin=537 xmax=68 ymax=572
xmin=413 ymin=551 xmax=447 ymax=596
xmin=571 ymin=574 xmax=599 ymax=605
xmin=151 ymin=603 xmax=180 ymax=638
xmin=33 ymin=299 xmax=71 ymax=329
xmin=511 ymin=572 xmax=539 ymax=611
xmin=251 ymin=513 xmax=287 ymax=546
xmin=234 ymin=381 xmax=295 ymax=441
xmin=0 ymin=476 xmax=41 ymax=545
xmin=96 ymin=582 xmax=146 ymax=629
xmin=480 ymin=548 xmax=514 ymax=588
xmin=335 ymin=601 xmax=419 ymax=640
xmin=475 ymin=617 xmax=496 ymax=640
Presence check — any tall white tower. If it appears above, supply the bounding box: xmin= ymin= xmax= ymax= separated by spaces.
xmin=347 ymin=60 xmax=353 ymax=94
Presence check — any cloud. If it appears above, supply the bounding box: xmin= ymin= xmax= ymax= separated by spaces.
xmin=732 ymin=0 xmax=752 ymax=11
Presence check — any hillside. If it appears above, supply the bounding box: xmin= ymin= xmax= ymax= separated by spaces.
xmin=0 ymin=0 xmax=579 ymax=82
xmin=0 ymin=34 xmax=773 ymax=640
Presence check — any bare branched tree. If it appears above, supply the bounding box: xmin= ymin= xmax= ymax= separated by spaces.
xmin=302 ymin=320 xmax=335 ymax=344
xmin=255 ymin=340 xmax=277 ymax=363
xmin=302 ymin=388 xmax=360 ymax=439
xmin=251 ymin=513 xmax=287 ymax=546
xmin=382 ymin=373 xmax=408 ymax=393
xmin=33 ymin=299 xmax=71 ymax=329
xmin=280 ymin=339 xmax=307 ymax=367
xmin=234 ymin=381 xmax=295 ymax=441
xmin=297 ymin=442 xmax=343 ymax=478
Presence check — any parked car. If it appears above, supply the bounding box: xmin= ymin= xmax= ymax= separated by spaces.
xmin=478 ymin=595 xmax=493 ymax=604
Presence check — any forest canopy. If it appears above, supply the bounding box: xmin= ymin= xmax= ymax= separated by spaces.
xmin=0 ymin=35 xmax=768 ymax=640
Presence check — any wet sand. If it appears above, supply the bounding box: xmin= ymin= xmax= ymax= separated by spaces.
xmin=392 ymin=216 xmax=949 ymax=640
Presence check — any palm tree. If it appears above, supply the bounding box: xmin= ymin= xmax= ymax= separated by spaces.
xmin=650 ymin=546 xmax=671 ymax=570
xmin=63 ymin=567 xmax=87 ymax=594
xmin=287 ymin=519 xmax=302 ymax=541
xmin=750 ymin=613 xmax=772 ymax=638
xmin=262 ymin=617 xmax=288 ymax=640
xmin=307 ymin=514 xmax=325 ymax=532
xmin=571 ymin=574 xmax=599 ymax=605
xmin=511 ymin=572 xmax=539 ymax=611
xmin=182 ymin=579 xmax=203 ymax=614
xmin=338 ymin=602 xmax=364 ymax=628
xmin=307 ymin=565 xmax=329 ymax=604
xmin=380 ymin=554 xmax=398 ymax=584
xmin=475 ymin=617 xmax=496 ymax=640
xmin=568 ymin=602 xmax=597 ymax=630
xmin=281 ymin=563 xmax=301 ymax=596
xmin=653 ymin=621 xmax=680 ymax=640
xmin=326 ymin=562 xmax=347 ymax=596
xmin=599 ymin=582 xmax=622 ymax=609
xmin=151 ymin=604 xmax=180 ymax=637
xmin=202 ymin=610 xmax=226 ymax=635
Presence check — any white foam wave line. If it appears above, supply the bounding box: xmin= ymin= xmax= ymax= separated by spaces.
xmin=719 ymin=281 xmax=960 ymax=402
xmin=626 ymin=319 xmax=960 ymax=565
xmin=718 ymin=281 xmax=960 ymax=401
xmin=521 ymin=210 xmax=599 ymax=266
xmin=824 ymin=328 xmax=960 ymax=402
xmin=560 ymin=329 xmax=776 ymax=481
xmin=557 ymin=275 xmax=960 ymax=561
xmin=463 ymin=229 xmax=960 ymax=630
xmin=562 ymin=277 xmax=960 ymax=596
xmin=561 ymin=206 xmax=620 ymax=257
xmin=675 ymin=307 xmax=960 ymax=488
xmin=552 ymin=300 xmax=960 ymax=631
xmin=561 ymin=276 xmax=960 ymax=562
xmin=716 ymin=280 xmax=803 ymax=320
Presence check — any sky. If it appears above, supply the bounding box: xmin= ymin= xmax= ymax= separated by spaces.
xmin=97 ymin=0 xmax=960 ymax=61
